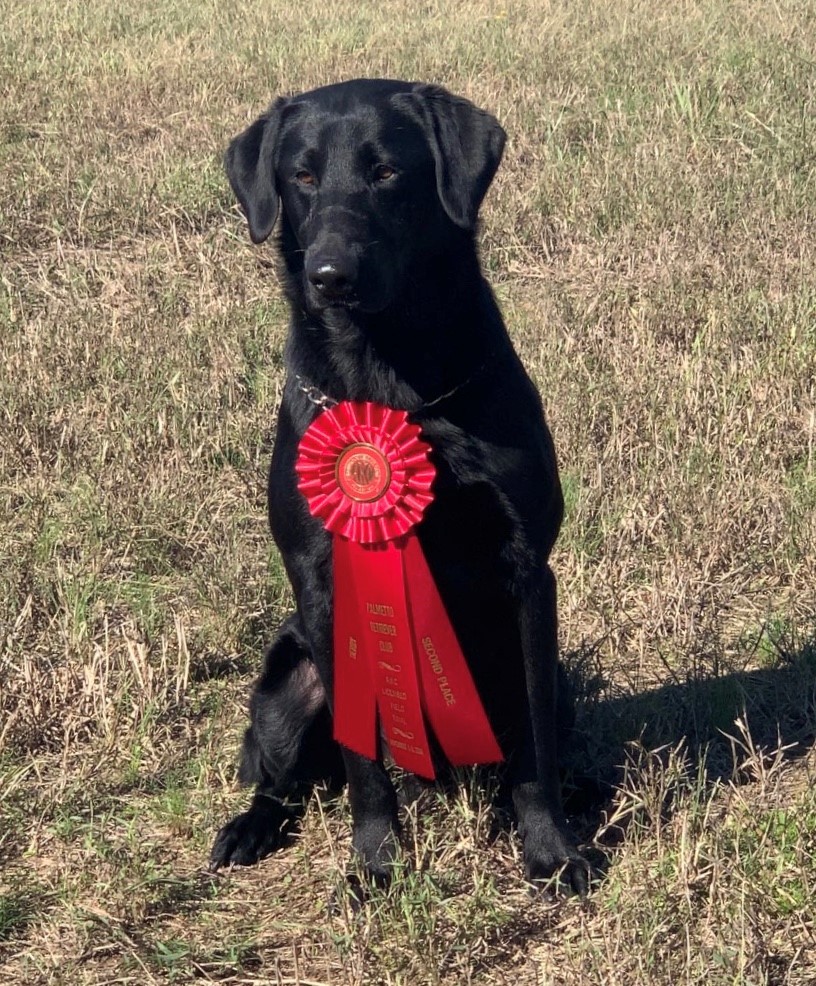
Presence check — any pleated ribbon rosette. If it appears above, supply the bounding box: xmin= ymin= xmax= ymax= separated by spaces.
xmin=295 ymin=401 xmax=503 ymax=779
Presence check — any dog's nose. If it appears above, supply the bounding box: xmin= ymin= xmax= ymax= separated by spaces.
xmin=306 ymin=257 xmax=357 ymax=301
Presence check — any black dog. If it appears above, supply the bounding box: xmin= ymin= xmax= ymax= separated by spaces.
xmin=210 ymin=79 xmax=588 ymax=894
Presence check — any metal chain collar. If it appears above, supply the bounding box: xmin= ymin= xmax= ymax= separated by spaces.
xmin=292 ymin=354 xmax=496 ymax=413
xmin=294 ymin=374 xmax=339 ymax=409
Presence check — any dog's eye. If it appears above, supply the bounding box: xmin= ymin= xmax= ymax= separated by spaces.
xmin=373 ymin=165 xmax=396 ymax=183
xmin=295 ymin=170 xmax=315 ymax=186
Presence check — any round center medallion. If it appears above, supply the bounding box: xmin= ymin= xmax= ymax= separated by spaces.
xmin=335 ymin=443 xmax=392 ymax=502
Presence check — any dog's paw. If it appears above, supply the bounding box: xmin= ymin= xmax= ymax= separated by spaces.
xmin=522 ymin=825 xmax=592 ymax=897
xmin=209 ymin=797 xmax=296 ymax=870
xmin=351 ymin=819 xmax=400 ymax=886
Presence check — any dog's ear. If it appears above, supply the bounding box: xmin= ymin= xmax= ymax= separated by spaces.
xmin=397 ymin=84 xmax=506 ymax=230
xmin=224 ymin=97 xmax=289 ymax=244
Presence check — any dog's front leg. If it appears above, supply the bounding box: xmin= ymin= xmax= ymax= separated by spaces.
xmin=299 ymin=578 xmax=401 ymax=885
xmin=512 ymin=564 xmax=590 ymax=895
xmin=342 ymin=748 xmax=400 ymax=884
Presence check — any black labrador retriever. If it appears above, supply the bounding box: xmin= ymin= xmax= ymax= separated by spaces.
xmin=210 ymin=78 xmax=588 ymax=894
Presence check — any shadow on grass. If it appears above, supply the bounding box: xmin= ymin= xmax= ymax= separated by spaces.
xmin=0 ymin=888 xmax=41 ymax=945
xmin=561 ymin=630 xmax=816 ymax=858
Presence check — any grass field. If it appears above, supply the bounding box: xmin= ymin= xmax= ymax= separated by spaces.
xmin=2 ymin=0 xmax=815 ymax=982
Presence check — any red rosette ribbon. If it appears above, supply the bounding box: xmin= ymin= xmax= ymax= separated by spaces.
xmin=296 ymin=401 xmax=503 ymax=779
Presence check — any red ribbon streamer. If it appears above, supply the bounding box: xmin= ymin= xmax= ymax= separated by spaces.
xmin=295 ymin=401 xmax=503 ymax=779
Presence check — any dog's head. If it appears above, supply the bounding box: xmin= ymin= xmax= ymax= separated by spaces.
xmin=224 ymin=79 xmax=506 ymax=314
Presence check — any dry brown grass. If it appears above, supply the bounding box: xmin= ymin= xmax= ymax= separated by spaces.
xmin=1 ymin=1 xmax=815 ymax=983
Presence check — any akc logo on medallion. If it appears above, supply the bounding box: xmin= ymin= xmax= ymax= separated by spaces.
xmin=335 ymin=443 xmax=391 ymax=502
